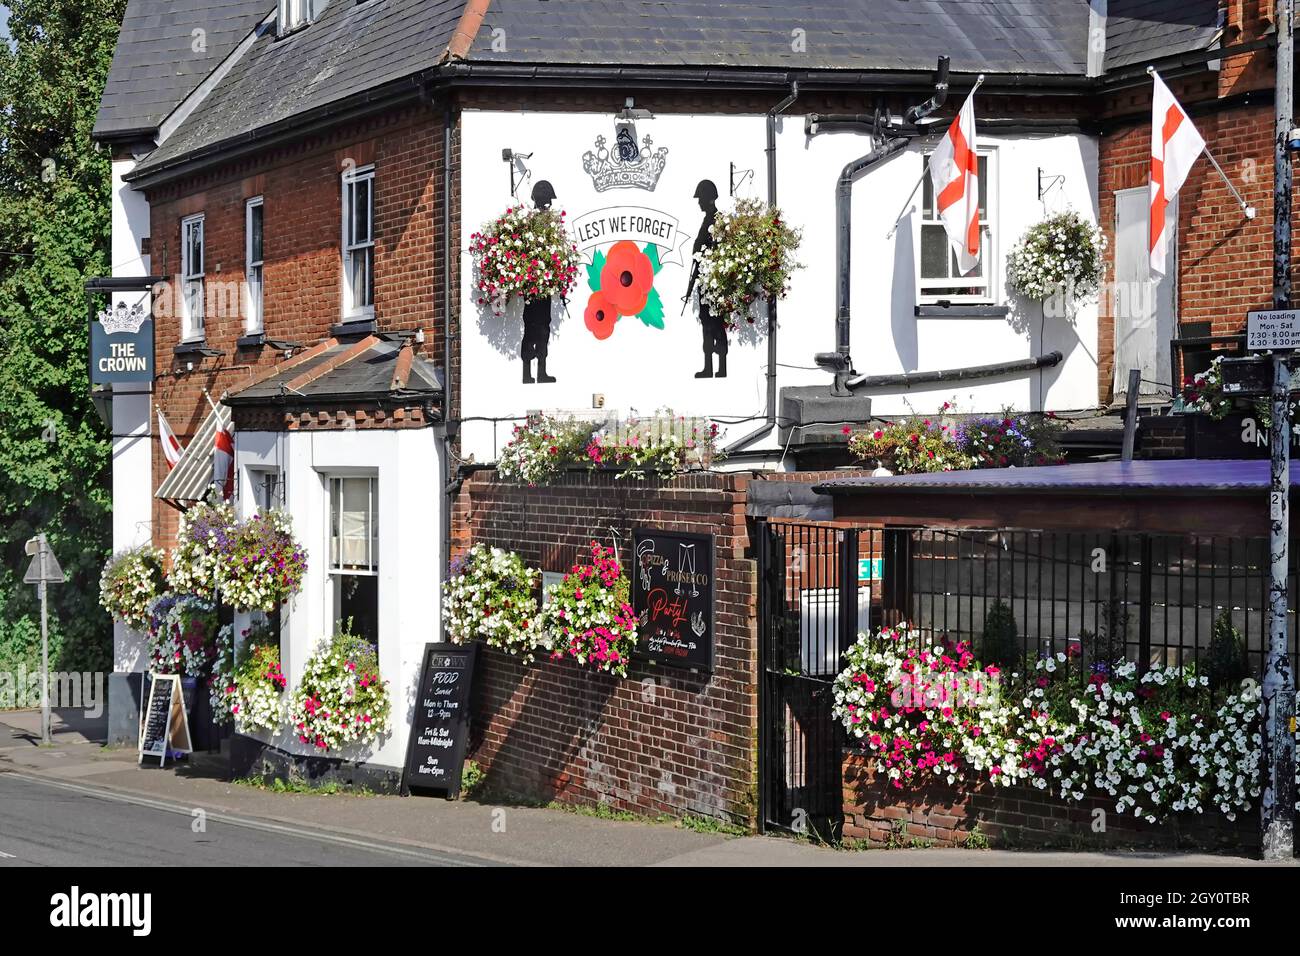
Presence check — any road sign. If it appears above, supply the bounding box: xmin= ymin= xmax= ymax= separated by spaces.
xmin=22 ymin=536 xmax=64 ymax=584
xmin=1247 ymin=308 xmax=1300 ymax=350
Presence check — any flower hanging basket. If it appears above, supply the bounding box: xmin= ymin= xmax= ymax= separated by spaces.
xmin=443 ymin=544 xmax=542 ymax=662
xmin=470 ymin=205 xmax=581 ymax=314
xmin=697 ymin=198 xmax=802 ymax=327
xmin=1005 ymin=209 xmax=1106 ymax=303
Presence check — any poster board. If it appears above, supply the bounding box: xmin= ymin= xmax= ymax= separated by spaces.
xmin=402 ymin=643 xmax=478 ymax=798
xmin=137 ymin=673 xmax=191 ymax=766
xmin=630 ymin=528 xmax=715 ymax=672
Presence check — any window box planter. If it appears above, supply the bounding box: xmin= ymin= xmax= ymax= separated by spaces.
xmin=1179 ymin=411 xmax=1299 ymax=459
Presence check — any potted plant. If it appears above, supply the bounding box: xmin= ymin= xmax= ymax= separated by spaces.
xmin=443 ymin=544 xmax=541 ymax=662
xmin=216 ymin=622 xmax=287 ymax=733
xmin=168 ymin=496 xmax=236 ymax=599
xmin=288 ymin=625 xmax=391 ymax=753
xmin=696 ymin=198 xmax=802 ymax=329
xmin=1005 ymin=209 xmax=1106 ymax=308
xmin=539 ymin=541 xmax=639 ymax=677
xmin=584 ymin=410 xmax=721 ymax=479
xmin=218 ymin=510 xmax=307 ymax=613
xmin=99 ymin=545 xmax=166 ymax=631
xmin=469 ymin=201 xmax=581 ymax=384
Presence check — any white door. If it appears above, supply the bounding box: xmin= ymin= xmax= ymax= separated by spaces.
xmin=1113 ymin=187 xmax=1176 ymax=396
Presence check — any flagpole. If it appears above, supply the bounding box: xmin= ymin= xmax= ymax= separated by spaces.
xmin=886 ymin=74 xmax=985 ymax=240
xmin=1147 ymin=66 xmax=1257 ymax=219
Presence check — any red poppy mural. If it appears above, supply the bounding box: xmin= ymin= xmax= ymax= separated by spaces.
xmin=598 ymin=241 xmax=654 ymax=315
xmin=583 ymin=240 xmax=666 ymax=340
xmin=584 ymin=291 xmax=617 ymax=340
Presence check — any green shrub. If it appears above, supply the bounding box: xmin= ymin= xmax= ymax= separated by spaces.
xmin=980 ymin=601 xmax=1020 ymax=670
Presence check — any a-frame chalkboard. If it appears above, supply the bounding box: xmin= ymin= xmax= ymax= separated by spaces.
xmin=138 ymin=672 xmax=191 ymax=767
xmin=401 ymin=643 xmax=478 ymax=798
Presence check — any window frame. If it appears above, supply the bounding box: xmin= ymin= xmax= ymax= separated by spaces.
xmin=327 ymin=474 xmax=378 ymax=576
xmin=916 ymin=148 xmax=998 ymax=305
xmin=180 ymin=213 xmax=205 ymax=341
xmin=340 ymin=165 xmax=375 ymax=321
xmin=245 ymin=197 xmax=264 ymax=335
xmin=277 ymin=0 xmax=328 ymax=36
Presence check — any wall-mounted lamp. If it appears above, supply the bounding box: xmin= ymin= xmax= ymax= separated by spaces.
xmin=502 ymin=148 xmax=534 ymax=197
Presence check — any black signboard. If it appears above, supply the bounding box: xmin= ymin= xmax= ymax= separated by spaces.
xmin=631 ymin=528 xmax=715 ymax=673
xmin=137 ymin=673 xmax=190 ymax=766
xmin=89 ymin=293 xmax=154 ymax=386
xmin=402 ymin=643 xmax=478 ymax=797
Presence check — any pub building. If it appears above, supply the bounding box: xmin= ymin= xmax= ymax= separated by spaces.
xmin=90 ymin=1 xmax=1295 ymax=841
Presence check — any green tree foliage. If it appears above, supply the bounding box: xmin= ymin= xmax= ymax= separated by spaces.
xmin=0 ymin=0 xmax=126 ymax=676
xmin=979 ymin=599 xmax=1020 ymax=670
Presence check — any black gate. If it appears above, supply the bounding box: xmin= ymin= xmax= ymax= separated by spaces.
xmin=757 ymin=520 xmax=879 ymax=838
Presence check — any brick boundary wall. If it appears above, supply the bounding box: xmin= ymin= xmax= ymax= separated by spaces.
xmin=843 ymin=751 xmax=1259 ymax=852
xmin=453 ymin=471 xmax=759 ymax=826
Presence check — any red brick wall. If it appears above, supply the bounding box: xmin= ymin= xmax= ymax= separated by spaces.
xmin=843 ymin=751 xmax=1259 ymax=850
xmin=144 ymin=105 xmax=451 ymax=551
xmin=1095 ymin=6 xmax=1292 ymax=403
xmin=453 ymin=471 xmax=758 ymax=826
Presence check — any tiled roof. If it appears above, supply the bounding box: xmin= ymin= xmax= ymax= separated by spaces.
xmin=466 ymin=0 xmax=1089 ymax=75
xmin=94 ymin=0 xmax=274 ymax=139
xmin=1104 ymin=0 xmax=1221 ymax=71
xmin=224 ymin=336 xmax=444 ymax=405
xmin=132 ymin=0 xmax=466 ymax=174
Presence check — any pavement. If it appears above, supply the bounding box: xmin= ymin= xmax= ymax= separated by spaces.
xmin=0 ymin=708 xmax=1287 ymax=867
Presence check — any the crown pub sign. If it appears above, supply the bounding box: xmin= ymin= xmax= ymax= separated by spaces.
xmin=90 ymin=294 xmax=154 ymax=385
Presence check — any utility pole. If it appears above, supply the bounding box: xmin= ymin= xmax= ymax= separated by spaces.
xmin=1264 ymin=0 xmax=1298 ymax=862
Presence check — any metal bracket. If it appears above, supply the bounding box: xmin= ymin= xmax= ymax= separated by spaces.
xmin=729 ymin=161 xmax=755 ymax=197
xmin=1038 ymin=167 xmax=1065 ymax=200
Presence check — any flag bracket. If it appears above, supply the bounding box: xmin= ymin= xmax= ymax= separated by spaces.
xmin=1037 ymin=168 xmax=1065 ymax=201
xmin=1147 ymin=65 xmax=1257 ymax=221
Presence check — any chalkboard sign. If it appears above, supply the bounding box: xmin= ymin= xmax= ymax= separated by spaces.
xmin=138 ymin=673 xmax=191 ymax=766
xmin=631 ymin=528 xmax=715 ymax=673
xmin=402 ymin=643 xmax=478 ymax=798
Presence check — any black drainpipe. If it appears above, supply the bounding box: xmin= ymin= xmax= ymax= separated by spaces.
xmin=439 ymin=92 xmax=455 ymax=630
xmin=815 ymin=57 xmax=950 ymax=394
xmin=726 ymin=80 xmax=800 ymax=453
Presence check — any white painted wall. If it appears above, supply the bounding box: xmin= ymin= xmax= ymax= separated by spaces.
xmin=459 ymin=110 xmax=1102 ymax=463
xmin=233 ymin=426 xmax=444 ymax=771
xmin=110 ymin=155 xmax=155 ymax=673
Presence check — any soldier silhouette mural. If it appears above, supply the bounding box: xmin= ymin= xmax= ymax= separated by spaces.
xmin=521 ymin=179 xmax=559 ymax=384
xmin=683 ymin=179 xmax=727 ymax=378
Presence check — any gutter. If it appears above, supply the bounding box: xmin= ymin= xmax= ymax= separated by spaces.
xmin=725 ymin=81 xmax=800 ymax=454
xmin=845 ymin=351 xmax=1064 ymax=392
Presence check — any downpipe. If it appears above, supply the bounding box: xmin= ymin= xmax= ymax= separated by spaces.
xmin=725 ymin=81 xmax=800 ymax=454
xmin=813 ymin=56 xmax=949 ymax=395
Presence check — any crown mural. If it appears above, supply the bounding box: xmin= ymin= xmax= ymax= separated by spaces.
xmin=97 ymin=300 xmax=149 ymax=336
xmin=582 ymin=128 xmax=669 ymax=193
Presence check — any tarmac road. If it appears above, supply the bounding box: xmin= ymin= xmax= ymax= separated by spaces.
xmin=0 ymin=773 xmax=490 ymax=867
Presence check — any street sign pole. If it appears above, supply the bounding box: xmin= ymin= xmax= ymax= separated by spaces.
xmin=38 ymin=549 xmax=50 ymax=747
xmin=22 ymin=534 xmax=63 ymax=748
xmin=1263 ymin=0 xmax=1297 ymax=862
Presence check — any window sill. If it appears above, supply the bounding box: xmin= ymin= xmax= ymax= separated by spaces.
xmin=236 ymin=332 xmax=266 ymax=349
xmin=331 ymin=317 xmax=376 ymax=337
xmin=914 ymin=304 xmax=1010 ymax=318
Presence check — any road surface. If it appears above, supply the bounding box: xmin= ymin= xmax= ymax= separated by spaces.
xmin=0 ymin=772 xmax=489 ymax=867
